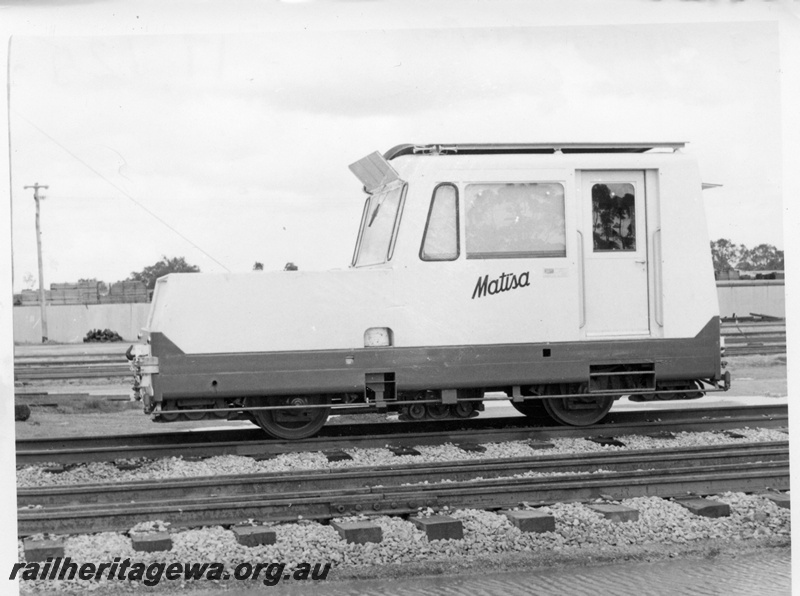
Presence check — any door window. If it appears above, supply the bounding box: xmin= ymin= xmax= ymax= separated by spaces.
xmin=592 ymin=183 xmax=636 ymax=251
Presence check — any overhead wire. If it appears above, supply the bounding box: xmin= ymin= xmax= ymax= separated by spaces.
xmin=12 ymin=110 xmax=231 ymax=272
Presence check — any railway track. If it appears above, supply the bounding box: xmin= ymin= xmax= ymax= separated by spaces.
xmin=721 ymin=320 xmax=787 ymax=356
xmin=16 ymin=404 xmax=788 ymax=465
xmin=14 ymin=355 xmax=130 ymax=380
xmin=17 ymin=440 xmax=789 ymax=536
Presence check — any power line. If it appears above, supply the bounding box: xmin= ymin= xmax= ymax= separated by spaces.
xmin=12 ymin=110 xmax=231 ymax=272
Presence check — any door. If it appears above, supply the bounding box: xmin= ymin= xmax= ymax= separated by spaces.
xmin=580 ymin=171 xmax=650 ymax=337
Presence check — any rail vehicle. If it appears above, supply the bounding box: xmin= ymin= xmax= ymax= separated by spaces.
xmin=129 ymin=142 xmax=729 ymax=439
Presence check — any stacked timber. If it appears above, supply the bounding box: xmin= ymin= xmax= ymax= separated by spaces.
xmin=16 ymin=280 xmax=149 ymax=305
xmin=100 ymin=281 xmax=149 ymax=304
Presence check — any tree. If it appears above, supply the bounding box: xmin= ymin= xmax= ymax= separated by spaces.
xmin=253 ymin=262 xmax=264 ymax=271
xmin=129 ymin=256 xmax=200 ymax=290
xmin=709 ymin=239 xmax=746 ymax=272
xmin=737 ymin=244 xmax=784 ymax=271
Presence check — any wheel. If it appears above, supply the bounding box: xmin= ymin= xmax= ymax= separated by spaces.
xmin=246 ymin=395 xmax=330 ymax=440
xmin=453 ymin=401 xmax=475 ymax=418
xmin=406 ymin=402 xmax=427 ymax=420
xmin=212 ymin=399 xmax=229 ymax=419
xmin=542 ymin=384 xmax=614 ymax=426
xmin=425 ymin=404 xmax=451 ymax=419
xmin=159 ymin=401 xmax=180 ymax=422
xmin=182 ymin=409 xmax=206 ymax=421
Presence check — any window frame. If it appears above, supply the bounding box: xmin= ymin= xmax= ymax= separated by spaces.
xmin=386 ymin=183 xmax=407 ymax=263
xmin=351 ymin=196 xmax=370 ymax=267
xmin=419 ymin=182 xmax=461 ymax=262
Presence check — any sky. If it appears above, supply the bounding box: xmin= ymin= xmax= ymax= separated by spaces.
xmin=3 ymin=5 xmax=790 ymax=292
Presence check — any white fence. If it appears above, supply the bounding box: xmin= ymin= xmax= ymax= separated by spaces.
xmin=13 ymin=303 xmax=151 ymax=344
xmin=715 ymin=280 xmax=785 ymax=319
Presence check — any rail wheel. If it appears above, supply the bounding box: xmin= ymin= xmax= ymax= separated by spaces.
xmin=246 ymin=395 xmax=330 ymax=440
xmin=183 ymin=399 xmax=228 ymax=420
xmin=453 ymin=401 xmax=475 ymax=419
xmin=183 ymin=409 xmax=206 ymax=421
xmin=426 ymin=404 xmax=451 ymax=419
xmin=212 ymin=399 xmax=229 ymax=419
xmin=399 ymin=393 xmax=428 ymax=421
xmin=542 ymin=384 xmax=614 ymax=426
xmin=405 ymin=402 xmax=427 ymax=420
xmin=159 ymin=401 xmax=180 ymax=422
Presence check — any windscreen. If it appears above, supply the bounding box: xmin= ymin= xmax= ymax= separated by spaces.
xmin=354 ymin=183 xmax=405 ymax=266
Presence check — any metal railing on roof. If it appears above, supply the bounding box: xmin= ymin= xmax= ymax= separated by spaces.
xmin=384 ymin=142 xmax=686 ymax=159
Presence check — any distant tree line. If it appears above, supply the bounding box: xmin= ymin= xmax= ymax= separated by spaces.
xmin=253 ymin=261 xmax=298 ymax=271
xmin=128 ymin=256 xmax=200 ymax=290
xmin=710 ymin=239 xmax=784 ymax=272
xmin=126 ymin=256 xmax=300 ymax=291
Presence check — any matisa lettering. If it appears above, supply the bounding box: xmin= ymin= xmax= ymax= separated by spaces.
xmin=472 ymin=271 xmax=530 ymax=299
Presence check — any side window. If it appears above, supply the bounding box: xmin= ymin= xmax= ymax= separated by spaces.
xmin=592 ymin=183 xmax=636 ymax=251
xmin=420 ymin=184 xmax=459 ymax=261
xmin=465 ymin=182 xmax=566 ymax=259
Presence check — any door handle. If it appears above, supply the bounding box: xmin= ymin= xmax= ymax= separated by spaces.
xmin=635 ymin=260 xmax=646 ymax=264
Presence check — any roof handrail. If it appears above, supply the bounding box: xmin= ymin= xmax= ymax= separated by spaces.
xmin=384 ymin=142 xmax=686 ymax=160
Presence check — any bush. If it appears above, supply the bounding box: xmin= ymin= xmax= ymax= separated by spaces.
xmin=15 ymin=404 xmax=31 ymax=421
xmin=83 ymin=328 xmax=124 ymax=342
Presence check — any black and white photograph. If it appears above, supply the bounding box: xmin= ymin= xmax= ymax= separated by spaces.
xmin=2 ymin=1 xmax=797 ymax=595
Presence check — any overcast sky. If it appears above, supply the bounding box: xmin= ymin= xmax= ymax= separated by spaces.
xmin=4 ymin=5 xmax=790 ymax=291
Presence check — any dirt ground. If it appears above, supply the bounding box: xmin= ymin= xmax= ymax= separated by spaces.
xmin=13 ymin=355 xmax=788 ymax=441
xmin=721 ymin=353 xmax=788 ymax=398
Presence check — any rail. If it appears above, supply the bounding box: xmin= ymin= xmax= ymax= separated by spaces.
xmin=17 ymin=441 xmax=789 ymax=536
xmin=721 ymin=319 xmax=787 ymax=356
xmin=15 ymin=404 xmax=788 ymax=465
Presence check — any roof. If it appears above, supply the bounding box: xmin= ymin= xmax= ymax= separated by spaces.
xmin=384 ymin=142 xmax=686 ymax=160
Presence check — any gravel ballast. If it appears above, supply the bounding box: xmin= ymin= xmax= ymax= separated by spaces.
xmin=14 ymin=427 xmax=790 ymax=594
xmin=15 ymin=492 xmax=790 ymax=594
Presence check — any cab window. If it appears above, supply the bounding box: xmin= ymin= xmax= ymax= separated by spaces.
xmin=420 ymin=184 xmax=459 ymax=261
xmin=465 ymin=182 xmax=566 ymax=259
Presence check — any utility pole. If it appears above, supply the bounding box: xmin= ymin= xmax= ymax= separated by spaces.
xmin=24 ymin=183 xmax=49 ymax=342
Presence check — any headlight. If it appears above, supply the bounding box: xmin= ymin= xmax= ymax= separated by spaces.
xmin=364 ymin=327 xmax=393 ymax=347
